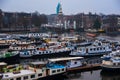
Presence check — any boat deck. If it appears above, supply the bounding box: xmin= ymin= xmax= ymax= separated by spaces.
xmin=2 ymin=70 xmax=35 ymax=79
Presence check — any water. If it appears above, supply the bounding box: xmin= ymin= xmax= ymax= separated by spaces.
xmin=65 ymin=70 xmax=101 ymax=80
xmin=38 ymin=69 xmax=120 ymax=80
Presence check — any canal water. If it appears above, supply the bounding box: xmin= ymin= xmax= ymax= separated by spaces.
xmin=64 ymin=70 xmax=120 ymax=80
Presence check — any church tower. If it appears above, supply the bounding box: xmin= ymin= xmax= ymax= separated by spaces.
xmin=56 ymin=2 xmax=64 ymax=28
xmin=56 ymin=2 xmax=63 ymax=15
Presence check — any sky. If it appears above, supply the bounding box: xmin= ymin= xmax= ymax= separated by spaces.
xmin=0 ymin=0 xmax=120 ymax=15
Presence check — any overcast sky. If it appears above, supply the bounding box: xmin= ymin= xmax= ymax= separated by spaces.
xmin=0 ymin=0 xmax=120 ymax=15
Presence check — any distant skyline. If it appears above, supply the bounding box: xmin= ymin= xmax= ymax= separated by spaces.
xmin=0 ymin=0 xmax=120 ymax=15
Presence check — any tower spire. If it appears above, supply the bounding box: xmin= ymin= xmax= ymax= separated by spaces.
xmin=56 ymin=2 xmax=63 ymax=15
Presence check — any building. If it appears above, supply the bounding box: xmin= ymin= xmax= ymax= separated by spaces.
xmin=0 ymin=9 xmax=48 ymax=33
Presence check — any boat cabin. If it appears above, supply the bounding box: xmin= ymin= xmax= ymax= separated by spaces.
xmin=48 ymin=57 xmax=84 ymax=70
xmin=2 ymin=62 xmax=47 ymax=80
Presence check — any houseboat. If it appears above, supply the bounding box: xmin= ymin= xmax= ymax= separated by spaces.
xmin=48 ymin=57 xmax=101 ymax=73
xmin=0 ymin=60 xmax=66 ymax=80
xmin=101 ymin=49 xmax=120 ymax=72
xmin=101 ymin=56 xmax=120 ymax=72
xmin=19 ymin=41 xmax=73 ymax=58
xmin=70 ymin=40 xmax=112 ymax=57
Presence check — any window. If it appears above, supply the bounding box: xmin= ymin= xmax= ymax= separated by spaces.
xmin=16 ymin=77 xmax=21 ymax=80
xmin=24 ymin=76 xmax=28 ymax=79
xmin=10 ymin=79 xmax=14 ymax=80
xmin=97 ymin=48 xmax=99 ymax=50
xmin=39 ymin=52 xmax=41 ymax=54
xmin=52 ymin=70 xmax=56 ymax=73
xmin=90 ymin=49 xmax=92 ymax=51
xmin=75 ymin=61 xmax=77 ymax=64
xmin=38 ymin=73 xmax=42 ymax=77
xmin=31 ymin=75 xmax=35 ymax=78
xmin=57 ymin=69 xmax=60 ymax=72
xmin=62 ymin=69 xmax=64 ymax=71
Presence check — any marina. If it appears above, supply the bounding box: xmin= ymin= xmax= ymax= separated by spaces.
xmin=1 ymin=0 xmax=120 ymax=80
xmin=0 ymin=32 xmax=120 ymax=80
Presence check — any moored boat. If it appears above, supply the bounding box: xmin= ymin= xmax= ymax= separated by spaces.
xmin=19 ymin=41 xmax=73 ymax=58
xmin=101 ymin=57 xmax=120 ymax=72
xmin=70 ymin=40 xmax=112 ymax=57
xmin=0 ymin=51 xmax=19 ymax=62
xmin=0 ymin=60 xmax=66 ymax=80
xmin=48 ymin=57 xmax=101 ymax=74
xmin=101 ymin=50 xmax=120 ymax=72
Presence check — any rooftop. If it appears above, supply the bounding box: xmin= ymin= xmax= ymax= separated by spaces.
xmin=48 ymin=57 xmax=83 ymax=62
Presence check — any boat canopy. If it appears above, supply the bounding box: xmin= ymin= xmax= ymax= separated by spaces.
xmin=48 ymin=57 xmax=83 ymax=62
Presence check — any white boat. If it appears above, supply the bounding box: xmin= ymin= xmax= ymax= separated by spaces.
xmin=70 ymin=40 xmax=112 ymax=57
xmin=101 ymin=50 xmax=120 ymax=60
xmin=19 ymin=42 xmax=73 ymax=58
xmin=101 ymin=56 xmax=120 ymax=72
xmin=101 ymin=49 xmax=120 ymax=72
xmin=19 ymin=49 xmax=35 ymax=58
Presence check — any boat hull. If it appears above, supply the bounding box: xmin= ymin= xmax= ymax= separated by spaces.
xmin=70 ymin=52 xmax=109 ymax=58
xmin=0 ymin=53 xmax=19 ymax=63
xmin=0 ymin=44 xmax=10 ymax=49
xmin=101 ymin=65 xmax=120 ymax=72
xmin=20 ymin=51 xmax=71 ymax=59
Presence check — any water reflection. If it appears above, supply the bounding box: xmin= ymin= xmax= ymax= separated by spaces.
xmin=100 ymin=70 xmax=120 ymax=80
xmin=65 ymin=70 xmax=101 ymax=80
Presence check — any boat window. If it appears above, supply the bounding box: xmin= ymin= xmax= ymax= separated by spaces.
xmin=62 ymin=69 xmax=64 ymax=71
xmin=38 ymin=73 xmax=42 ymax=77
xmin=52 ymin=70 xmax=56 ymax=73
xmin=113 ymin=63 xmax=116 ymax=66
xmin=16 ymin=77 xmax=21 ymax=80
xmin=31 ymin=75 xmax=35 ymax=78
xmin=39 ymin=52 xmax=41 ymax=54
xmin=24 ymin=76 xmax=28 ymax=79
xmin=103 ymin=47 xmax=105 ymax=50
xmin=75 ymin=61 xmax=77 ymax=64
xmin=10 ymin=79 xmax=14 ymax=80
xmin=94 ymin=48 xmax=96 ymax=51
xmin=90 ymin=49 xmax=92 ymax=51
xmin=97 ymin=48 xmax=99 ymax=50
xmin=57 ymin=69 xmax=60 ymax=72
